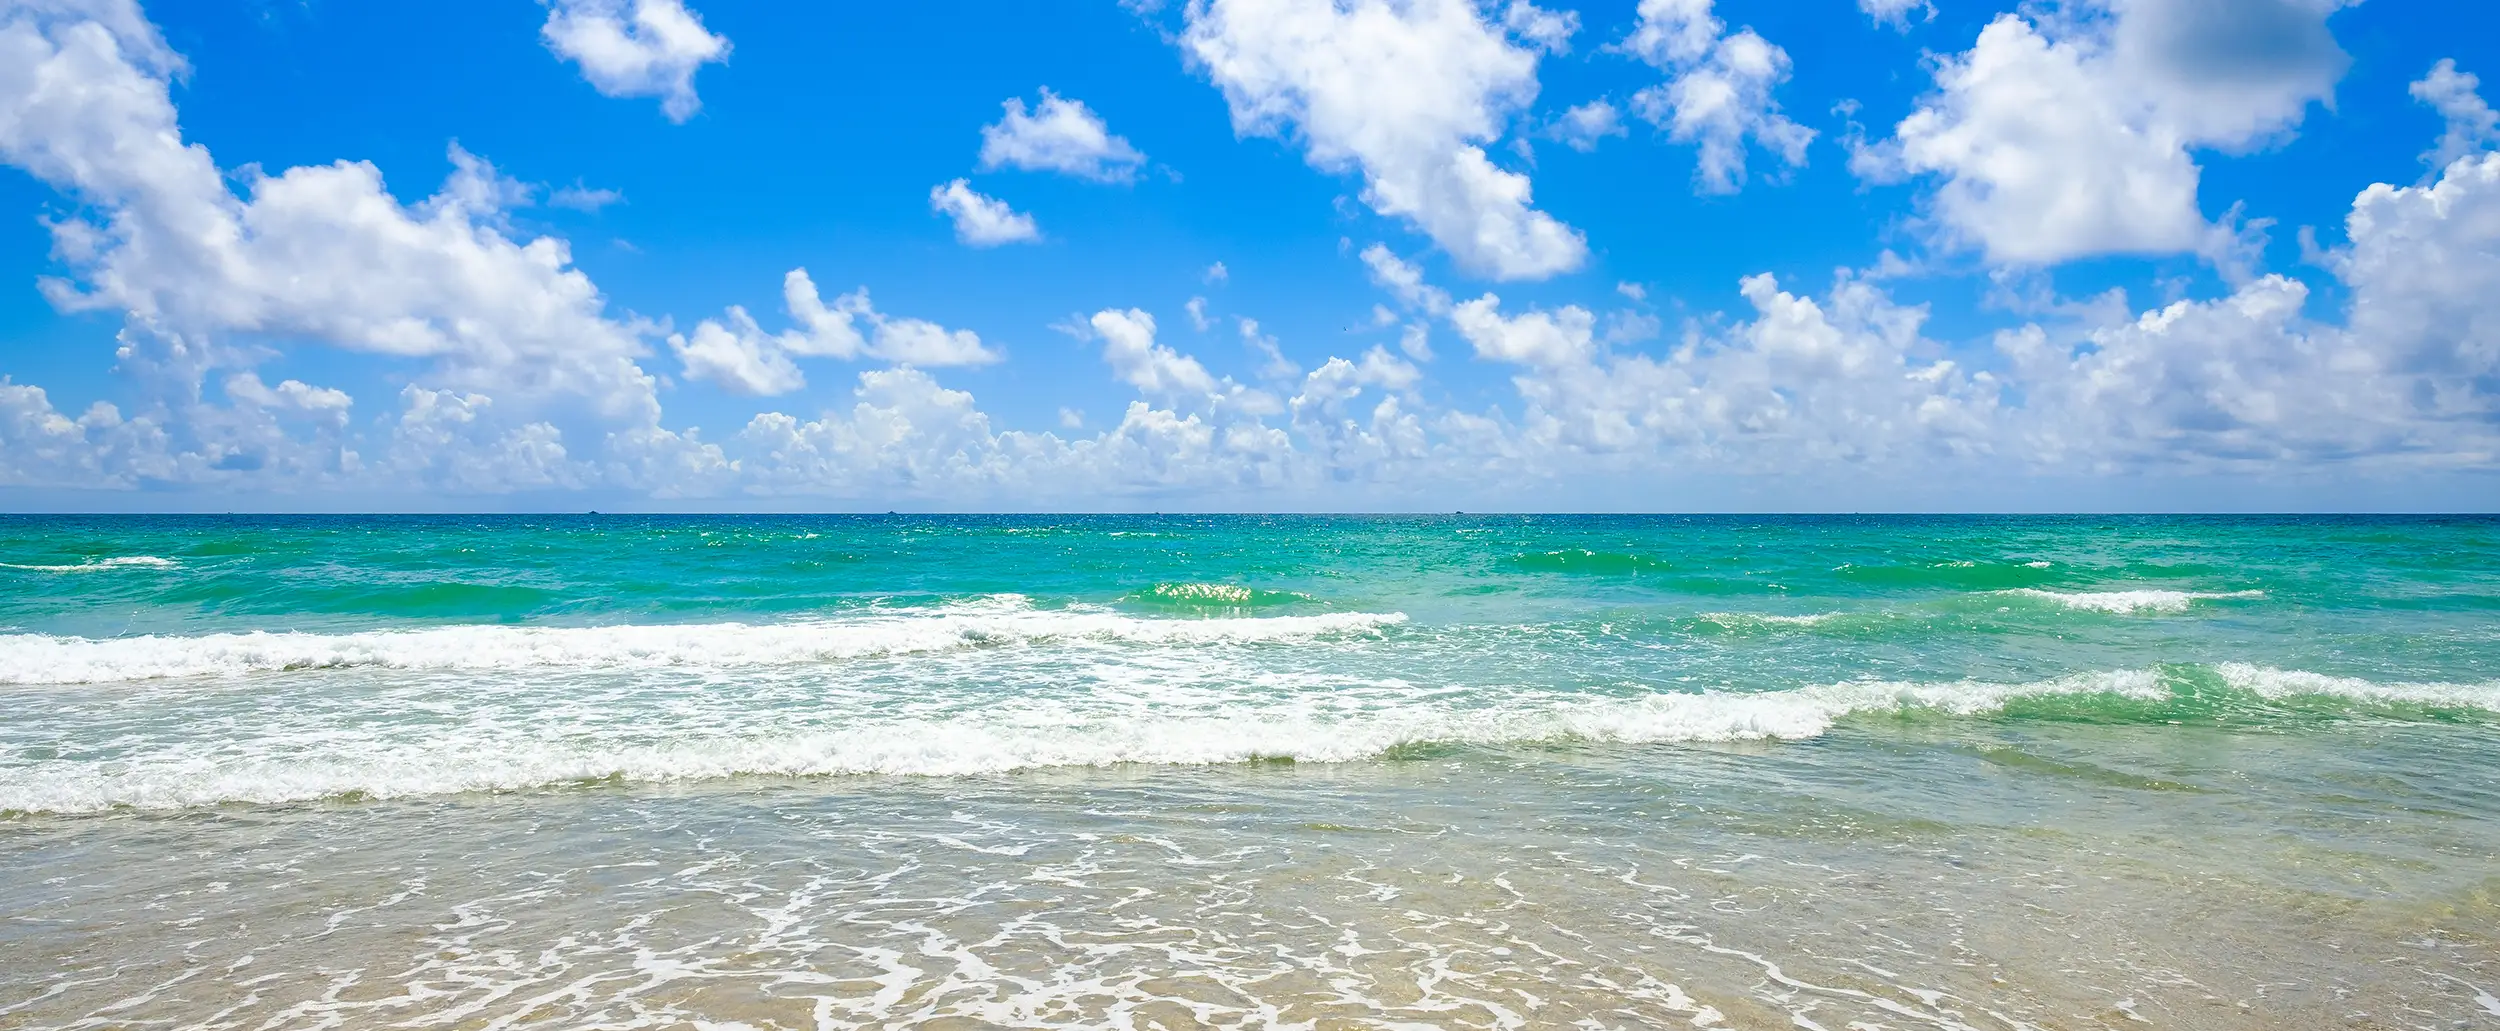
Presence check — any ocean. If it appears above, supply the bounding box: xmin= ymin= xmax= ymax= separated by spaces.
xmin=1 ymin=514 xmax=2495 ymax=1029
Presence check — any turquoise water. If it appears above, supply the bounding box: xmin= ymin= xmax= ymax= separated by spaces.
xmin=3 ymin=515 xmax=2497 ymax=1028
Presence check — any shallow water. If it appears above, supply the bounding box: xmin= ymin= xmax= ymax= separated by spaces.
xmin=2 ymin=515 xmax=2496 ymax=1028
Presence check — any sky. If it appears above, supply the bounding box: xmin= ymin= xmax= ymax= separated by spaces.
xmin=1 ymin=0 xmax=2497 ymax=512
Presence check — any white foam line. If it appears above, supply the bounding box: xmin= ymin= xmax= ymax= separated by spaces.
xmin=1 ymin=555 xmax=178 ymax=573
xmin=0 ymin=671 xmax=2171 ymax=813
xmin=2215 ymin=663 xmax=2500 ymax=710
xmin=0 ymin=599 xmax=1408 ymax=685
xmin=1999 ymin=589 xmax=2264 ymax=614
xmin=1695 ymin=611 xmax=1846 ymax=628
xmin=6 ymin=662 xmax=2494 ymax=814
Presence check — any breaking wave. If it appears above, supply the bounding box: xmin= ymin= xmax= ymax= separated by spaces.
xmin=1126 ymin=582 xmax=1316 ymax=610
xmin=1999 ymin=588 xmax=2266 ymax=614
xmin=7 ymin=665 xmax=2494 ymax=814
xmin=0 ymin=555 xmax=178 ymax=573
xmin=0 ymin=598 xmax=1408 ymax=685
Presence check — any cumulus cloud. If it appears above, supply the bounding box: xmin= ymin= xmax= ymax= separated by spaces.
xmin=1500 ymin=1 xmax=1577 ymax=55
xmin=2414 ymin=60 xmax=2500 ymax=170
xmin=728 ymin=367 xmax=1303 ymax=503
xmin=0 ymin=378 xmax=168 ymax=489
xmin=11 ymin=0 xmax=2500 ymax=505
xmin=1361 ymin=243 xmax=1452 ymax=315
xmin=1 ymin=1 xmax=662 ymax=431
xmin=669 ymin=309 xmax=804 ymax=396
xmin=1085 ymin=308 xmax=1286 ymax=419
xmin=222 ymin=372 xmax=351 ymax=422
xmin=1622 ymin=0 xmax=1813 ymax=194
xmin=1182 ymin=0 xmax=1585 ymax=280
xmin=1090 ymin=309 xmax=1221 ymax=399
xmin=929 ymin=178 xmax=1041 ymax=246
xmin=1451 ymin=293 xmax=1597 ymax=368
xmin=1859 ymin=0 xmax=1933 ymax=30
xmin=1548 ymin=99 xmax=1626 ymax=152
xmin=979 ymin=89 xmax=1148 ymax=182
xmin=541 ymin=0 xmax=730 ymax=123
xmin=1452 ymin=274 xmax=1999 ymax=461
xmin=670 ymin=269 xmax=999 ymax=394
xmin=1238 ymin=317 xmax=1301 ymax=380
xmin=386 ymin=387 xmax=580 ymax=493
xmin=1856 ymin=0 xmax=2351 ymax=265
xmin=1290 ymin=345 xmax=1427 ymax=476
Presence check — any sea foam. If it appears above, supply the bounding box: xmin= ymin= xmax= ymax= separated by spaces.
xmin=6 ymin=666 xmax=2496 ymax=813
xmin=0 ymin=671 xmax=2164 ymax=813
xmin=0 ymin=555 xmax=178 ymax=573
xmin=0 ymin=599 xmax=1407 ymax=685
xmin=2001 ymin=588 xmax=2265 ymax=614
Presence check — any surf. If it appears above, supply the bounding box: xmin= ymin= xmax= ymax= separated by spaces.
xmin=0 ymin=596 xmax=1409 ymax=685
xmin=8 ymin=664 xmax=2494 ymax=814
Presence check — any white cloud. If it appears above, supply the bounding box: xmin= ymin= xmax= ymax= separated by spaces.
xmin=1859 ymin=0 xmax=1932 ymax=30
xmin=1549 ymin=99 xmax=1626 ymax=152
xmin=725 ymin=369 xmax=1299 ymax=503
xmin=775 ymin=269 xmax=872 ymax=360
xmin=1622 ymin=0 xmax=1813 ymax=195
xmin=2414 ymin=60 xmax=2500 ymax=170
xmin=929 ymin=178 xmax=1041 ymax=246
xmin=733 ymin=370 xmax=1014 ymax=495
xmin=541 ymin=0 xmax=730 ymax=123
xmin=1 ymin=3 xmax=663 ymax=429
xmin=669 ymin=308 xmax=803 ymax=396
xmin=550 ymin=182 xmax=625 ymax=211
xmin=11 ymin=0 xmax=2500 ymax=504
xmin=1451 ymin=293 xmax=1597 ymax=368
xmin=867 ymin=304 xmax=998 ymax=367
xmin=670 ymin=269 xmax=1000 ymax=393
xmin=222 ymin=372 xmax=351 ymax=421
xmin=1185 ymin=296 xmax=1213 ymax=331
xmin=1239 ymin=317 xmax=1301 ymax=380
xmin=979 ymin=89 xmax=1148 ymax=182
xmin=1360 ymin=243 xmax=1452 ymax=315
xmin=0 ymin=379 xmax=167 ymax=489
xmin=1993 ymin=129 xmax=2500 ymax=471
xmin=1290 ymin=345 xmax=1427 ymax=476
xmin=1360 ymin=243 xmax=1445 ymax=364
xmin=1453 ymin=273 xmax=2000 ymax=461
xmin=1087 ymin=308 xmax=1282 ymax=417
xmin=1090 ymin=308 xmax=1220 ymax=399
xmin=1204 ymin=261 xmax=1229 ymax=284
xmin=1856 ymin=0 xmax=2350 ymax=265
xmin=1501 ymin=1 xmax=1577 ymax=55
xmin=387 ymin=387 xmax=581 ymax=492
xmin=1398 ymin=323 xmax=1434 ymax=361
xmin=1182 ymin=0 xmax=1585 ymax=280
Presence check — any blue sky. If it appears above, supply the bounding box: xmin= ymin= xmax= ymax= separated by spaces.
xmin=1 ymin=0 xmax=2497 ymax=511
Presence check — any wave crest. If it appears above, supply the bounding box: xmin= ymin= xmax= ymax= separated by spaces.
xmin=12 ymin=666 xmax=2491 ymax=814
xmin=0 ymin=599 xmax=1408 ymax=685
xmin=0 ymin=555 xmax=178 ymax=573
xmin=2000 ymin=588 xmax=2264 ymax=614
xmin=1127 ymin=582 xmax=1315 ymax=609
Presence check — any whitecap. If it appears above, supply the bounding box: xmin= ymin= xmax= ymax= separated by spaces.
xmin=10 ymin=665 xmax=2496 ymax=814
xmin=1693 ymin=611 xmax=1845 ymax=628
xmin=1999 ymin=588 xmax=2264 ymax=614
xmin=2214 ymin=662 xmax=2500 ymax=709
xmin=1 ymin=556 xmax=178 ymax=573
xmin=0 ymin=670 xmax=2172 ymax=813
xmin=0 ymin=597 xmax=1407 ymax=685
